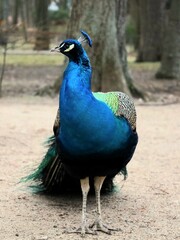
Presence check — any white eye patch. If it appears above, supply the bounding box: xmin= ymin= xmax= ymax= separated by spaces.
xmin=64 ymin=44 xmax=75 ymax=52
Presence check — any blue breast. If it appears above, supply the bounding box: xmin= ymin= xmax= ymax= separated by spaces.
xmin=59 ymin=63 xmax=133 ymax=156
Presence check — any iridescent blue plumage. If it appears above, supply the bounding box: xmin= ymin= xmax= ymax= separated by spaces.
xmin=24 ymin=31 xmax=138 ymax=235
xmin=79 ymin=30 xmax=93 ymax=47
xmin=57 ymin=36 xmax=137 ymax=180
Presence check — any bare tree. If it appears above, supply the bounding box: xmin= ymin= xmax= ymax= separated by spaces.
xmin=20 ymin=0 xmax=28 ymax=42
xmin=12 ymin=0 xmax=35 ymax=29
xmin=0 ymin=40 xmax=7 ymax=98
xmin=34 ymin=0 xmax=50 ymax=50
xmin=24 ymin=0 xmax=35 ymax=28
xmin=135 ymin=0 xmax=165 ymax=62
xmin=156 ymin=0 xmax=180 ymax=79
xmin=0 ymin=0 xmax=8 ymax=97
xmin=116 ymin=0 xmax=143 ymax=97
xmin=12 ymin=0 xmax=19 ymax=25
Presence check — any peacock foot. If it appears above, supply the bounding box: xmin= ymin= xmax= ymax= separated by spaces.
xmin=90 ymin=219 xmax=121 ymax=235
xmin=64 ymin=224 xmax=97 ymax=237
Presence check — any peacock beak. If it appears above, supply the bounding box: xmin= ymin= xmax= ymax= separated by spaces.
xmin=50 ymin=46 xmax=60 ymax=53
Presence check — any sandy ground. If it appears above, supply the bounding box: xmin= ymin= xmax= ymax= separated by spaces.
xmin=0 ymin=95 xmax=179 ymax=240
xmin=0 ymin=63 xmax=180 ymax=240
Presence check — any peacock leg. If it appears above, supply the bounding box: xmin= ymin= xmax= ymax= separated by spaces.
xmin=79 ymin=177 xmax=95 ymax=236
xmin=90 ymin=176 xmax=120 ymax=234
xmin=65 ymin=177 xmax=95 ymax=236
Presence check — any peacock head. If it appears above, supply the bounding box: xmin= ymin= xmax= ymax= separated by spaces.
xmin=51 ymin=30 xmax=92 ymax=62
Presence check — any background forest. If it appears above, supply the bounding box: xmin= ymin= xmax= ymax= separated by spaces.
xmin=0 ymin=0 xmax=179 ymax=101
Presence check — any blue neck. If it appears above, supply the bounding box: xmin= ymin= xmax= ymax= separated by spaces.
xmin=59 ymin=49 xmax=92 ymax=121
xmin=63 ymin=48 xmax=91 ymax=90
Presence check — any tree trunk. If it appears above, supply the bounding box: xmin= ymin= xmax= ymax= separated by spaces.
xmin=24 ymin=0 xmax=33 ymax=28
xmin=116 ymin=0 xmax=143 ymax=98
xmin=34 ymin=0 xmax=49 ymax=50
xmin=54 ymin=0 xmax=140 ymax=96
xmin=128 ymin=0 xmax=140 ymax=50
xmin=156 ymin=0 xmax=180 ymax=79
xmin=137 ymin=0 xmax=164 ymax=62
xmin=67 ymin=0 xmax=129 ymax=93
xmin=0 ymin=0 xmax=3 ymax=22
xmin=0 ymin=42 xmax=7 ymax=98
xmin=12 ymin=0 xmax=19 ymax=25
xmin=20 ymin=0 xmax=28 ymax=42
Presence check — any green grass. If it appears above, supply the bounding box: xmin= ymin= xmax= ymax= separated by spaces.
xmin=0 ymin=47 xmax=160 ymax=70
xmin=129 ymin=61 xmax=160 ymax=71
xmin=0 ymin=53 xmax=64 ymax=66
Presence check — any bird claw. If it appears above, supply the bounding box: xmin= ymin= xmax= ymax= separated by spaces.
xmin=64 ymin=221 xmax=121 ymax=236
xmin=90 ymin=219 xmax=121 ymax=235
xmin=64 ymin=224 xmax=97 ymax=237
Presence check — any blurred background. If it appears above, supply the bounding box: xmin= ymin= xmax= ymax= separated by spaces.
xmin=0 ymin=0 xmax=179 ymax=102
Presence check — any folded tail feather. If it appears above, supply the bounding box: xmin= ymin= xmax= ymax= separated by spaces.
xmin=22 ymin=135 xmax=128 ymax=194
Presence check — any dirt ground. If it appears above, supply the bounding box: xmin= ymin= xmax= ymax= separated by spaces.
xmin=0 ymin=65 xmax=180 ymax=240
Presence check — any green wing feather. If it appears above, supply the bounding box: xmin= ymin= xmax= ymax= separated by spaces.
xmin=93 ymin=91 xmax=137 ymax=131
xmin=93 ymin=92 xmax=119 ymax=115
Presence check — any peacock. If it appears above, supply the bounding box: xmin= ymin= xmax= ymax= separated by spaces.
xmin=24 ymin=31 xmax=138 ymax=236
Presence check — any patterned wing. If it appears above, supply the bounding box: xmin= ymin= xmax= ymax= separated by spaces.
xmin=93 ymin=91 xmax=137 ymax=131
